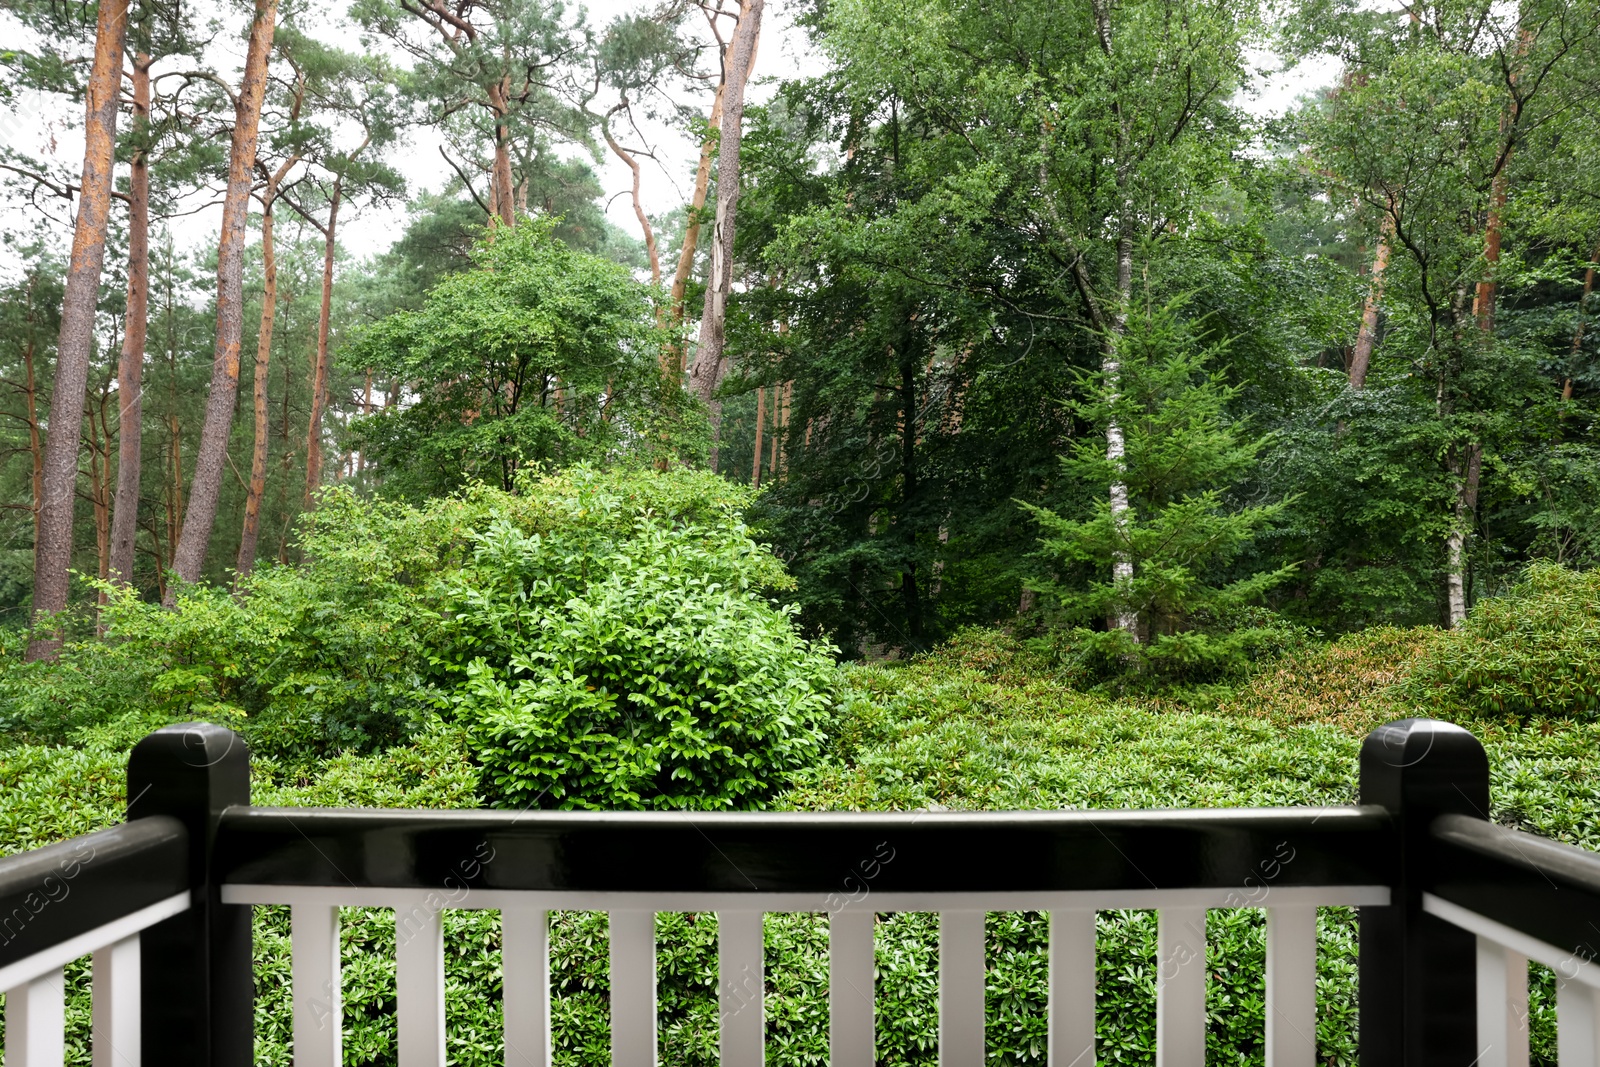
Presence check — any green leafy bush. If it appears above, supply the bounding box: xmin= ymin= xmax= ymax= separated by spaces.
xmin=1405 ymin=563 xmax=1600 ymax=721
xmin=451 ymin=479 xmax=838 ymax=810
xmin=0 ymin=467 xmax=836 ymax=811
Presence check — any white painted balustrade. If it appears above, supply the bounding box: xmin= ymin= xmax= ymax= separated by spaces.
xmin=1423 ymin=892 xmax=1600 ymax=1067
xmin=0 ymin=892 xmax=189 ymax=1067
xmin=220 ymin=884 xmax=1386 ymax=1067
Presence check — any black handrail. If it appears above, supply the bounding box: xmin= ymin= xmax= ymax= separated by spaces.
xmin=0 ymin=816 xmax=188 ymax=970
xmin=215 ymin=803 xmax=1395 ymax=893
xmin=1428 ymin=812 xmax=1600 ymax=965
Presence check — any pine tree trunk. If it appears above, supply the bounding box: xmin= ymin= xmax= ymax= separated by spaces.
xmin=752 ymin=385 xmax=765 ymax=488
xmin=1564 ymin=235 xmax=1599 ymax=402
xmin=688 ymin=0 xmax=764 ymax=469
xmin=28 ymin=0 xmax=129 ymax=659
xmin=667 ymin=80 xmax=725 ymax=374
xmin=109 ymin=52 xmax=152 ymax=590
xmin=166 ymin=410 xmax=183 ymax=565
xmin=1349 ymin=212 xmax=1393 ymax=390
xmin=358 ymin=367 xmax=372 ymax=474
xmin=24 ymin=296 xmax=43 ymax=554
xmin=603 ymin=104 xmax=661 ymax=287
xmin=168 ymin=0 xmax=278 ymax=600
xmin=236 ymin=184 xmax=283 ymax=581
xmin=304 ymin=177 xmax=342 ymax=510
xmin=1473 ymin=167 xmax=1511 ymax=331
xmin=771 ymin=379 xmax=784 ymax=470
xmin=91 ymin=390 xmax=113 ymax=603
xmin=488 ymin=80 xmax=516 ymax=229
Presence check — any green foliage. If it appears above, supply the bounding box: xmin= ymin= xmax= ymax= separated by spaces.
xmin=347 ymin=220 xmax=698 ymax=500
xmin=1027 ymin=301 xmax=1298 ymax=681
xmin=7 ymin=623 xmax=1600 ymax=1064
xmin=2 ymin=468 xmax=834 ymax=812
xmin=1405 ymin=563 xmax=1600 ymax=721
xmin=451 ymin=477 xmax=838 ymax=810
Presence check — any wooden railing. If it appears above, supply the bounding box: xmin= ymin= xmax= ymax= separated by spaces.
xmin=2 ymin=717 xmax=1599 ymax=1066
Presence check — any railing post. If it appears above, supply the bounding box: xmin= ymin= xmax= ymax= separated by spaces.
xmin=1358 ymin=717 xmax=1487 ymax=1067
xmin=127 ymin=722 xmax=253 ymax=1067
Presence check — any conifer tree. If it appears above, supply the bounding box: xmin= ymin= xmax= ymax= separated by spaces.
xmin=1027 ymin=300 xmax=1295 ymax=677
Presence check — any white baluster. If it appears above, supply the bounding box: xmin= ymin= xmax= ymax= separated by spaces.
xmin=610 ymin=910 xmax=657 ymax=1067
xmin=1475 ymin=938 xmax=1528 ymax=1067
xmin=829 ymin=909 xmax=875 ymax=1067
xmin=293 ymin=904 xmax=342 ymax=1067
xmin=1048 ymin=909 xmax=1096 ymax=1067
xmin=503 ymin=907 xmax=551 ymax=1067
xmin=939 ymin=911 xmax=985 ymax=1067
xmin=1265 ymin=906 xmax=1316 ymax=1067
xmin=5 ymin=968 xmax=65 ymax=1067
xmin=1559 ymin=977 xmax=1600 ymax=1067
xmin=395 ymin=899 xmax=446 ymax=1067
xmin=91 ymin=934 xmax=140 ymax=1067
xmin=1156 ymin=907 xmax=1206 ymax=1067
xmin=718 ymin=911 xmax=764 ymax=1067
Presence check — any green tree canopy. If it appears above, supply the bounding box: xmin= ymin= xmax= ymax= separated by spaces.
xmin=348 ymin=218 xmax=693 ymax=499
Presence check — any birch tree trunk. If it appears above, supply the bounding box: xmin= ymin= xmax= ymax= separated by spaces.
xmin=27 ymin=0 xmax=129 ymax=659
xmin=1105 ymin=220 xmax=1138 ymax=640
xmin=168 ymin=0 xmax=278 ymax=599
xmin=1085 ymin=0 xmax=1138 ymax=642
xmin=688 ymin=0 xmax=763 ymax=468
xmin=108 ymin=51 xmax=152 ymax=590
xmin=1445 ymin=443 xmax=1482 ymax=627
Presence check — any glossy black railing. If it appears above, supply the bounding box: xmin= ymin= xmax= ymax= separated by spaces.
xmin=0 ymin=716 xmax=1596 ymax=1067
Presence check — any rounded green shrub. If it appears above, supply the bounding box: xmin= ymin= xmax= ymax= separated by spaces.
xmin=450 ymin=477 xmax=838 ymax=810
xmin=1 ymin=466 xmax=836 ymax=811
xmin=1405 ymin=563 xmax=1600 ymax=721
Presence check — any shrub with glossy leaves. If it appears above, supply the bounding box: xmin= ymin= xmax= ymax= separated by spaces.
xmin=452 ymin=479 xmax=838 ymax=810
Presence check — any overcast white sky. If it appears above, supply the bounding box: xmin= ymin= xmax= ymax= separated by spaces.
xmin=0 ymin=2 xmax=1342 ymax=270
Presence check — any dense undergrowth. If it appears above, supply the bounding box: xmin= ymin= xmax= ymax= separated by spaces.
xmin=2 ymin=545 xmax=1598 ymax=1064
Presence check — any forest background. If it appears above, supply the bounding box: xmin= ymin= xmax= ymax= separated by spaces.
xmin=1 ymin=0 xmax=1598 ymax=663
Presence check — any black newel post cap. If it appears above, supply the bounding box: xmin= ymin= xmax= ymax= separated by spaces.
xmin=129 ymin=721 xmax=250 ymax=819
xmin=1359 ymin=717 xmax=1490 ymax=820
